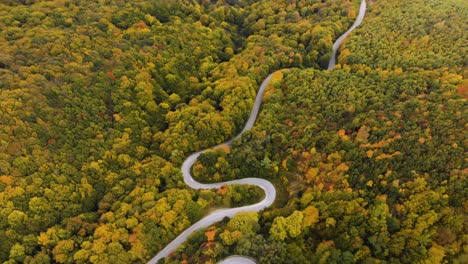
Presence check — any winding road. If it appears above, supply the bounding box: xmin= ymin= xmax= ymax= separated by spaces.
xmin=328 ymin=0 xmax=367 ymax=70
xmin=148 ymin=1 xmax=366 ymax=263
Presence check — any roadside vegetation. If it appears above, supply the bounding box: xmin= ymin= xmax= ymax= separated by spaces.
xmin=0 ymin=0 xmax=465 ymax=263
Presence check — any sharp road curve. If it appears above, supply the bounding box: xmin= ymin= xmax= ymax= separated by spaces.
xmin=149 ymin=1 xmax=366 ymax=263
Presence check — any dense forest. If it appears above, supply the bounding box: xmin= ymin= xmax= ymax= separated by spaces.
xmin=184 ymin=0 xmax=467 ymax=263
xmin=0 ymin=0 xmax=466 ymax=263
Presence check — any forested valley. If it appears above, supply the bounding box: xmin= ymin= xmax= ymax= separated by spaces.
xmin=0 ymin=0 xmax=466 ymax=263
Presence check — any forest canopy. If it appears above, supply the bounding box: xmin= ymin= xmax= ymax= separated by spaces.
xmin=0 ymin=0 xmax=466 ymax=263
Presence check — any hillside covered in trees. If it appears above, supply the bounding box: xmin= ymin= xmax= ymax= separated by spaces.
xmin=0 ymin=0 xmax=466 ymax=263
xmin=175 ymin=0 xmax=467 ymax=263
